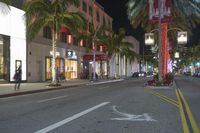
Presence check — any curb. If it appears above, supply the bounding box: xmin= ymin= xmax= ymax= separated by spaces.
xmin=0 ymin=83 xmax=86 ymax=98
xmin=0 ymin=79 xmax=125 ymax=98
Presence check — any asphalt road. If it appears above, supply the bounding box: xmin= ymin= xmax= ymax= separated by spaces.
xmin=1 ymin=77 xmax=196 ymax=133
xmin=175 ymin=76 xmax=200 ymax=133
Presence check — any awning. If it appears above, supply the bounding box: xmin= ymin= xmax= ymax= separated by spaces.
xmin=83 ymin=54 xmax=110 ymax=61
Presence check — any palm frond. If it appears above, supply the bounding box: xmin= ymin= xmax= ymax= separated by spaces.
xmin=0 ymin=0 xmax=11 ymax=14
xmin=127 ymin=0 xmax=200 ymax=29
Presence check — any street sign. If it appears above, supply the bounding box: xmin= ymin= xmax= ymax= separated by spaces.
xmin=66 ymin=50 xmax=77 ymax=59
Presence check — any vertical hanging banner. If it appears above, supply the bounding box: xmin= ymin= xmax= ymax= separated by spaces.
xmin=148 ymin=0 xmax=172 ymax=23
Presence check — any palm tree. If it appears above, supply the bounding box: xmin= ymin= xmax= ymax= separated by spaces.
xmin=102 ymin=28 xmax=138 ymax=78
xmin=23 ymin=0 xmax=85 ymax=85
xmin=127 ymin=0 xmax=200 ymax=32
xmin=75 ymin=21 xmax=108 ymax=80
xmin=120 ymin=47 xmax=139 ymax=76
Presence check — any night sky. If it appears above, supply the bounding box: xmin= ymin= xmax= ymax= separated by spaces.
xmin=96 ymin=0 xmax=200 ymax=50
xmin=96 ymin=0 xmax=144 ymax=39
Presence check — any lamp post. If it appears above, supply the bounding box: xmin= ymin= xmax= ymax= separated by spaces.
xmin=158 ymin=0 xmax=162 ymax=81
xmin=93 ymin=40 xmax=96 ymax=81
xmin=145 ymin=28 xmax=187 ymax=81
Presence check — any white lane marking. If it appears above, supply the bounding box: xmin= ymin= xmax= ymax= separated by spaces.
xmin=37 ymin=95 xmax=68 ymax=103
xmin=34 ymin=102 xmax=110 ymax=133
xmin=110 ymin=106 xmax=156 ymax=122
xmin=87 ymin=79 xmax=124 ymax=85
xmin=98 ymin=86 xmax=110 ymax=90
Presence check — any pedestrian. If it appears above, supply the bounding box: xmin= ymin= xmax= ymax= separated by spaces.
xmin=14 ymin=65 xmax=22 ymax=90
xmin=56 ymin=67 xmax=60 ymax=83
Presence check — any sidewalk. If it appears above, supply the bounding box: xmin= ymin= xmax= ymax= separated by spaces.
xmin=0 ymin=79 xmax=124 ymax=98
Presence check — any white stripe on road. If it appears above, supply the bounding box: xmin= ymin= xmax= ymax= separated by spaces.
xmin=98 ymin=86 xmax=110 ymax=90
xmin=37 ymin=95 xmax=68 ymax=103
xmin=34 ymin=102 xmax=110 ymax=133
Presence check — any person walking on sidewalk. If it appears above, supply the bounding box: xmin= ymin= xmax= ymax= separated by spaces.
xmin=14 ymin=65 xmax=22 ymax=90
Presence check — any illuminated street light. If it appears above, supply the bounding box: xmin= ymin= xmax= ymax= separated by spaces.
xmin=145 ymin=33 xmax=154 ymax=45
xmin=174 ymin=51 xmax=179 ymax=58
xmin=174 ymin=60 xmax=177 ymax=64
xmin=177 ymin=32 xmax=187 ymax=44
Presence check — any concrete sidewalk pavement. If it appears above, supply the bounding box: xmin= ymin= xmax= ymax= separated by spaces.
xmin=0 ymin=79 xmax=124 ymax=98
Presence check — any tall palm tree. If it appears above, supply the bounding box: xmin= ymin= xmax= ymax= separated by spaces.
xmin=120 ymin=47 xmax=139 ymax=76
xmin=75 ymin=21 xmax=108 ymax=80
xmin=23 ymin=0 xmax=85 ymax=85
xmin=127 ymin=0 xmax=200 ymax=32
xmin=102 ymin=28 xmax=137 ymax=78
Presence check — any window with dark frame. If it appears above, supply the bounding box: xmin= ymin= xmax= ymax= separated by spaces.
xmin=108 ymin=20 xmax=111 ymax=28
xmin=82 ymin=1 xmax=87 ymax=13
xmin=103 ymin=16 xmax=106 ymax=26
xmin=89 ymin=6 xmax=93 ymax=16
xmin=43 ymin=26 xmax=52 ymax=39
xmin=60 ymin=32 xmax=67 ymax=43
xmin=96 ymin=11 xmax=100 ymax=22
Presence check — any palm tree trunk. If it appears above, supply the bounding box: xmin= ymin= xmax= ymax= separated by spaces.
xmin=52 ymin=30 xmax=58 ymax=84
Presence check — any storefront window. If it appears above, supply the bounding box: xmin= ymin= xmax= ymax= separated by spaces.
xmin=46 ymin=57 xmax=51 ymax=80
xmin=65 ymin=59 xmax=77 ymax=79
xmin=45 ymin=57 xmax=65 ymax=80
xmin=0 ymin=35 xmax=10 ymax=81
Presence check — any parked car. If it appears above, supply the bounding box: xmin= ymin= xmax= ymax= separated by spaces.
xmin=132 ymin=72 xmax=139 ymax=77
xmin=139 ymin=71 xmax=146 ymax=77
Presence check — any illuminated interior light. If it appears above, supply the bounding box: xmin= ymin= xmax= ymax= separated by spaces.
xmin=68 ymin=35 xmax=72 ymax=44
xmin=100 ymin=45 xmax=103 ymax=52
xmin=80 ymin=39 xmax=83 ymax=47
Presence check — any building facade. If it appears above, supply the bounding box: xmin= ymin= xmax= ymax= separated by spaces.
xmin=109 ymin=36 xmax=140 ymax=78
xmin=28 ymin=0 xmax=113 ymax=82
xmin=0 ymin=2 xmax=27 ymax=82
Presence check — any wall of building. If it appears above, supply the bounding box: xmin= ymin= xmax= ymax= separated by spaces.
xmin=27 ymin=0 xmax=112 ymax=82
xmin=109 ymin=36 xmax=140 ymax=78
xmin=0 ymin=2 xmax=26 ymax=82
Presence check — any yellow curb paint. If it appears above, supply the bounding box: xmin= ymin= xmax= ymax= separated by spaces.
xmin=151 ymin=92 xmax=179 ymax=108
xmin=153 ymin=91 xmax=178 ymax=105
xmin=178 ymin=89 xmax=200 ymax=133
xmin=176 ymin=89 xmax=189 ymax=133
xmin=145 ymin=88 xmax=179 ymax=107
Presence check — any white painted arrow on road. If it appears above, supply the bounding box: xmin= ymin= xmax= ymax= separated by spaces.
xmin=110 ymin=106 xmax=157 ymax=122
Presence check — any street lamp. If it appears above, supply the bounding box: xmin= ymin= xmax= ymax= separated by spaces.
xmin=145 ymin=28 xmax=187 ymax=81
xmin=174 ymin=51 xmax=180 ymax=58
xmin=145 ymin=33 xmax=155 ymax=45
xmin=177 ymin=32 xmax=187 ymax=44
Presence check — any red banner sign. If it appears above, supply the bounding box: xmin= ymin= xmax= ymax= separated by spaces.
xmin=83 ymin=54 xmax=110 ymax=61
xmin=148 ymin=0 xmax=172 ymax=23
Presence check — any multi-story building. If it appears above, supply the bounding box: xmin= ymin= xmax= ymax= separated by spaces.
xmin=28 ymin=0 xmax=113 ymax=82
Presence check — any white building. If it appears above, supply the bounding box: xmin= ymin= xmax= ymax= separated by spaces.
xmin=0 ymin=2 xmax=27 ymax=82
xmin=109 ymin=36 xmax=140 ymax=78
